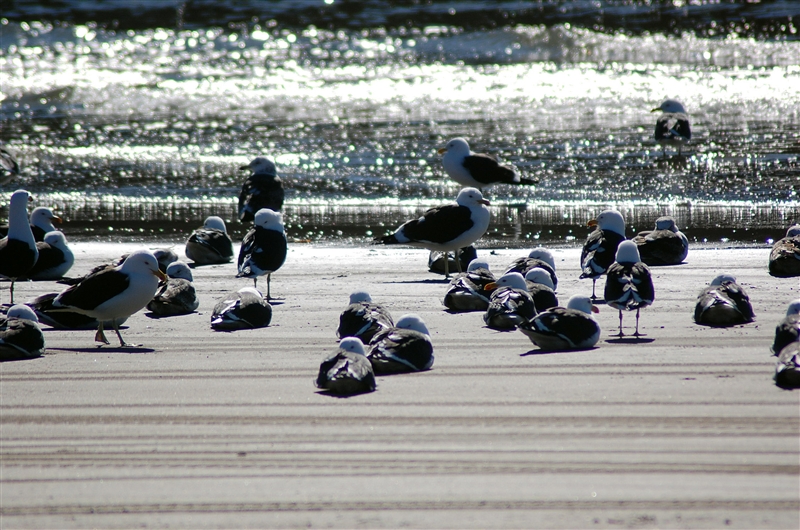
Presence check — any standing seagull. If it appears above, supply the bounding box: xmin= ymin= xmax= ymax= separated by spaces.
xmin=694 ymin=274 xmax=754 ymax=327
xmin=185 ymin=216 xmax=234 ymax=265
xmin=237 ymin=208 xmax=287 ymax=300
xmin=1 ymin=304 xmax=45 ymax=360
xmin=367 ymin=313 xmax=434 ymax=374
xmin=768 ymin=225 xmax=800 ymax=278
xmin=0 ymin=190 xmax=38 ymax=303
xmin=374 ymin=187 xmax=491 ymax=278
xmin=652 ymin=99 xmax=691 ymax=157
xmin=632 ymin=216 xmax=689 ymax=265
xmin=518 ymin=294 xmax=600 ymax=351
xmin=238 ymin=157 xmax=284 ymax=223
xmin=337 ymin=291 xmax=394 ymax=344
xmin=51 ymin=250 xmax=166 ymax=347
xmin=438 ymin=137 xmax=535 ymax=189
xmin=579 ymin=210 xmax=627 ymax=299
xmin=1 ymin=146 xmax=20 ymax=185
xmin=27 ymin=231 xmax=74 ymax=281
xmin=604 ymin=241 xmax=655 ymax=337
xmin=316 ymin=337 xmax=376 ymax=396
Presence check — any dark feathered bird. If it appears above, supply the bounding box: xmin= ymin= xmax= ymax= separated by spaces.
xmin=147 ymin=261 xmax=199 ymax=316
xmin=518 ymin=295 xmax=600 ymax=351
xmin=0 ymin=146 xmax=20 ymax=185
xmin=443 ymin=258 xmax=496 ymax=313
xmin=428 ymin=245 xmax=477 ymax=276
xmin=237 ymin=208 xmax=287 ymax=300
xmin=337 ymin=291 xmax=394 ymax=344
xmin=367 ymin=314 xmax=434 ymax=374
xmin=238 ymin=157 xmax=284 ymax=222
xmin=438 ymin=137 xmax=535 ymax=189
xmin=0 ymin=190 xmax=38 ymax=303
xmin=0 ymin=305 xmax=45 ymax=360
xmin=771 ymin=299 xmax=800 ymax=356
xmin=604 ymin=241 xmax=655 ymax=337
xmin=523 ymin=268 xmax=558 ymax=312
xmin=185 ymin=216 xmax=234 ymax=265
xmin=504 ymin=247 xmax=558 ymax=290
xmin=632 ymin=216 xmax=689 ymax=266
xmin=580 ymin=210 xmax=626 ymax=299
xmin=768 ymin=225 xmax=800 ymax=278
xmin=316 ymin=337 xmax=376 ymax=396
xmin=774 ymin=342 xmax=800 ymax=389
xmin=483 ymin=272 xmax=537 ymax=331
xmin=694 ymin=274 xmax=754 ymax=327
xmin=210 ymin=287 xmax=272 ymax=330
xmin=652 ymin=99 xmax=691 ymax=156
xmin=26 ymin=231 xmax=74 ymax=281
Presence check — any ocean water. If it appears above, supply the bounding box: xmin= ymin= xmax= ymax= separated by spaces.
xmin=1 ymin=0 xmax=799 ymax=246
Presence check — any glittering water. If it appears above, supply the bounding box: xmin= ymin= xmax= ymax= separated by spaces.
xmin=1 ymin=1 xmax=799 ymax=245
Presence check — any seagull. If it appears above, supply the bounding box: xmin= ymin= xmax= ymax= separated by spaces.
xmin=0 ymin=190 xmax=38 ymax=303
xmin=238 ymin=157 xmax=285 ymax=223
xmin=443 ymin=258 xmax=496 ymax=313
xmin=694 ymin=274 xmax=754 ymax=327
xmin=1 ymin=206 xmax=63 ymax=241
xmin=517 ymin=294 xmax=600 ymax=351
xmin=337 ymin=291 xmax=394 ymax=344
xmin=374 ymin=187 xmax=491 ymax=278
xmin=0 ymin=146 xmax=20 ymax=185
xmin=483 ymin=272 xmax=537 ymax=331
xmin=210 ymin=287 xmax=272 ymax=330
xmin=428 ymin=245 xmax=477 ymax=276
xmin=185 ymin=216 xmax=234 ymax=265
xmin=771 ymin=299 xmax=800 ymax=356
xmin=367 ymin=313 xmax=434 ymax=374
xmin=652 ymin=99 xmax=691 ymax=156
xmin=523 ymin=268 xmax=558 ymax=312
xmin=50 ymin=250 xmax=166 ymax=347
xmin=0 ymin=304 xmax=45 ymax=360
xmin=236 ymin=208 xmax=287 ymax=299
xmin=774 ymin=342 xmax=800 ymax=389
xmin=315 ymin=337 xmax=376 ymax=396
xmin=146 ymin=261 xmax=199 ymax=316
xmin=632 ymin=216 xmax=689 ymax=266
xmin=26 ymin=292 xmax=128 ymax=330
xmin=604 ymin=240 xmax=655 ymax=337
xmin=57 ymin=248 xmax=177 ymax=286
xmin=27 ymin=231 xmax=74 ymax=281
xmin=580 ymin=210 xmax=627 ymax=299
xmin=768 ymin=225 xmax=800 ymax=278
xmin=504 ymin=247 xmax=558 ymax=290
xmin=438 ymin=137 xmax=535 ymax=189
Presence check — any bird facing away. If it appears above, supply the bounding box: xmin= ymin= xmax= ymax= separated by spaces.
xmin=238 ymin=157 xmax=285 ymax=223
xmin=316 ymin=337 xmax=376 ymax=396
xmin=524 ymin=268 xmax=559 ymax=312
xmin=374 ymin=187 xmax=491 ymax=278
xmin=517 ymin=294 xmax=600 ymax=351
xmin=504 ymin=247 xmax=558 ymax=290
xmin=580 ymin=209 xmax=627 ymax=299
xmin=237 ymin=208 xmax=288 ymax=300
xmin=1 ymin=304 xmax=45 ymax=360
xmin=210 ymin=286 xmax=272 ymax=330
xmin=51 ymin=250 xmax=166 ymax=347
xmin=0 ymin=189 xmax=38 ymax=304
xmin=483 ymin=271 xmax=537 ymax=331
xmin=438 ymin=137 xmax=535 ymax=189
xmin=768 ymin=225 xmax=800 ymax=278
xmin=0 ymin=146 xmax=20 ymax=185
xmin=337 ymin=290 xmax=394 ymax=344
xmin=774 ymin=342 xmax=800 ymax=389
xmin=632 ymin=216 xmax=689 ymax=266
xmin=367 ymin=313 xmax=434 ymax=374
xmin=604 ymin=240 xmax=655 ymax=337
xmin=443 ymin=258 xmax=496 ymax=313
xmin=694 ymin=274 xmax=754 ymax=327
xmin=185 ymin=216 xmax=234 ymax=265
xmin=27 ymin=231 xmax=74 ymax=281
xmin=771 ymin=299 xmax=800 ymax=356
xmin=146 ymin=261 xmax=199 ymax=316
xmin=652 ymin=99 xmax=691 ymax=156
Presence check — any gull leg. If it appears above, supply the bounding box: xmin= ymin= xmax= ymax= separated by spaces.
xmin=633 ymin=308 xmax=645 ymax=337
xmin=266 ymin=273 xmax=271 ymax=300
xmin=9 ymin=280 xmax=15 ymax=304
xmin=111 ymin=319 xmax=133 ymax=347
xmin=613 ymin=310 xmax=625 ymax=338
xmin=252 ymin=278 xmax=258 ymax=289
xmin=455 ymin=248 xmax=463 ymax=275
xmin=443 ymin=253 xmax=450 ymax=279
xmin=590 ymin=279 xmax=597 ymax=300
xmin=94 ymin=322 xmax=110 ymax=345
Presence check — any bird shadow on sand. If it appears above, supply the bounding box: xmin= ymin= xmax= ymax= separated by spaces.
xmin=145 ymin=311 xmax=197 ymax=319
xmin=605 ymin=336 xmax=656 ymax=345
xmin=46 ymin=346 xmax=156 ymax=354
xmin=387 ymin=278 xmax=452 ymax=285
xmin=314 ymin=389 xmax=375 ymax=399
xmin=520 ymin=346 xmax=598 ymax=357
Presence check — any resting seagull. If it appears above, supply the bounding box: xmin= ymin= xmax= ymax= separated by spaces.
xmin=632 ymin=216 xmax=689 ymax=266
xmin=0 ymin=190 xmax=38 ymax=303
xmin=518 ymin=294 xmax=600 ymax=351
xmin=771 ymin=299 xmax=800 ymax=356
xmin=0 ymin=304 xmax=45 ymax=360
xmin=443 ymin=258 xmax=496 ymax=313
xmin=524 ymin=268 xmax=558 ymax=312
xmin=483 ymin=272 xmax=537 ymax=331
xmin=774 ymin=342 xmax=800 ymax=389
xmin=337 ymin=291 xmax=394 ymax=344
xmin=604 ymin=241 xmax=655 ymax=337
xmin=768 ymin=225 xmax=800 ymax=278
xmin=694 ymin=274 xmax=754 ymax=327
xmin=238 ymin=157 xmax=284 ymax=223
xmin=185 ymin=216 xmax=234 ymax=265
xmin=652 ymin=99 xmax=691 ymax=157
xmin=374 ymin=187 xmax=491 ymax=278
xmin=27 ymin=231 xmax=74 ymax=281
xmin=316 ymin=337 xmax=376 ymax=396
xmin=237 ymin=208 xmax=287 ymax=300
xmin=211 ymin=287 xmax=272 ymax=330
xmin=50 ymin=250 xmax=166 ymax=347
xmin=367 ymin=313 xmax=434 ymax=374
xmin=438 ymin=137 xmax=535 ymax=189
xmin=504 ymin=247 xmax=558 ymax=290
xmin=146 ymin=261 xmax=199 ymax=316
xmin=580 ymin=210 xmax=627 ymax=299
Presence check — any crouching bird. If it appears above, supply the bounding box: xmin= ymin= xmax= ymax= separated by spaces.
xmin=316 ymin=337 xmax=376 ymax=396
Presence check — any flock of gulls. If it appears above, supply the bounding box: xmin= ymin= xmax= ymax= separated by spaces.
xmin=2 ymin=100 xmax=799 ymax=392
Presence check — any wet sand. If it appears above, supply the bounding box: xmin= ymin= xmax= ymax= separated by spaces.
xmin=1 ymin=243 xmax=799 ymax=529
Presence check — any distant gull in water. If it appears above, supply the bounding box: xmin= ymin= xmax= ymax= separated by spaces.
xmin=146 ymin=261 xmax=199 ymax=316
xmin=632 ymin=216 xmax=689 ymax=266
xmin=185 ymin=216 xmax=234 ymax=265
xmin=518 ymin=294 xmax=600 ymax=352
xmin=316 ymin=337 xmax=376 ymax=396
xmin=652 ymin=99 xmax=691 ymax=157
xmin=337 ymin=291 xmax=394 ymax=344
xmin=238 ymin=157 xmax=285 ymax=223
xmin=236 ymin=208 xmax=287 ymax=300
xmin=579 ymin=210 xmax=626 ymax=299
xmin=768 ymin=225 xmax=800 ymax=278
xmin=0 ymin=146 xmax=20 ymax=185
xmin=0 ymin=304 xmax=45 ymax=360
xmin=438 ymin=137 xmax=535 ymax=190
xmin=374 ymin=187 xmax=491 ymax=278
xmin=0 ymin=190 xmax=38 ymax=304
xmin=211 ymin=286 xmax=272 ymax=330
xmin=694 ymin=274 xmax=754 ymax=327
xmin=604 ymin=241 xmax=655 ymax=337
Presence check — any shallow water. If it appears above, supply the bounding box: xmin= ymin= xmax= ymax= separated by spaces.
xmin=1 ymin=1 xmax=799 ymax=245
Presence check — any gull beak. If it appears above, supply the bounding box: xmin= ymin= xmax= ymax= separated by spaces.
xmin=651 ymin=107 xmax=661 ymax=113
xmin=437 ymin=147 xmax=448 ymax=155
xmin=484 ymin=282 xmax=498 ymax=292
xmin=51 ymin=215 xmax=63 ymax=224
xmin=479 ymin=198 xmax=490 ymax=206
xmin=154 ymin=269 xmax=167 ymax=281
xmin=591 ymin=305 xmax=600 ymax=313
xmin=239 ymin=165 xmax=250 ymax=170
xmin=587 ymin=219 xmax=598 ymax=228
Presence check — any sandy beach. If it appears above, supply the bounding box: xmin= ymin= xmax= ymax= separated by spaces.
xmin=1 ymin=242 xmax=798 ymax=529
